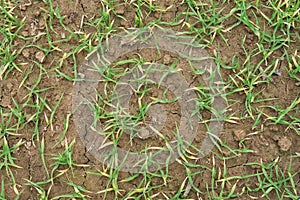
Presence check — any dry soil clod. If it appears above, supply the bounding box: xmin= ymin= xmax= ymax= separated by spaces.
xmin=20 ymin=4 xmax=27 ymax=11
xmin=6 ymin=81 xmax=14 ymax=91
xmin=116 ymin=6 xmax=125 ymax=15
xmin=35 ymin=51 xmax=46 ymax=63
xmin=21 ymin=31 xmax=29 ymax=37
xmin=232 ymin=129 xmax=247 ymax=141
xmin=278 ymin=136 xmax=292 ymax=152
xmin=163 ymin=55 xmax=172 ymax=65
xmin=0 ymin=96 xmax=12 ymax=108
xmin=22 ymin=49 xmax=30 ymax=58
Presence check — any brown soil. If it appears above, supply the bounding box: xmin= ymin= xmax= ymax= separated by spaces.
xmin=1 ymin=0 xmax=299 ymax=199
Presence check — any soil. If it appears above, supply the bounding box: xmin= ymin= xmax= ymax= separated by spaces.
xmin=1 ymin=0 xmax=299 ymax=199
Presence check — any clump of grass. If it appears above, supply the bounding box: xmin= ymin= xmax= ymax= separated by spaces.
xmin=0 ymin=2 xmax=24 ymax=79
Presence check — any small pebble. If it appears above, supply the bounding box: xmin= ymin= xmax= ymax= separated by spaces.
xmin=34 ymin=10 xmax=41 ymax=17
xmin=120 ymin=19 xmax=130 ymax=27
xmin=21 ymin=31 xmax=29 ymax=37
xmin=273 ymin=135 xmax=280 ymax=141
xmin=270 ymin=125 xmax=279 ymax=132
xmin=0 ymin=96 xmax=11 ymax=107
xmin=278 ymin=136 xmax=292 ymax=152
xmin=29 ymin=28 xmax=37 ymax=36
xmin=232 ymin=129 xmax=247 ymax=141
xmin=273 ymin=69 xmax=282 ymax=76
xmin=35 ymin=51 xmax=46 ymax=63
xmin=115 ymin=6 xmax=125 ymax=15
xmin=245 ymin=38 xmax=253 ymax=46
xmin=78 ymin=72 xmax=85 ymax=79
xmin=139 ymin=129 xmax=150 ymax=139
xmin=22 ymin=49 xmax=30 ymax=58
xmin=38 ymin=20 xmax=46 ymax=29
xmin=6 ymin=82 xmax=14 ymax=91
xmin=20 ymin=4 xmax=27 ymax=11
xmin=163 ymin=55 xmax=172 ymax=64
xmin=25 ymin=141 xmax=32 ymax=149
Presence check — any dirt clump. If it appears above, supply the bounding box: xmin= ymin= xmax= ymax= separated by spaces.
xmin=278 ymin=136 xmax=292 ymax=152
xmin=232 ymin=129 xmax=247 ymax=141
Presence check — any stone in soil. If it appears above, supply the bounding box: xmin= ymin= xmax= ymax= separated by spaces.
xmin=232 ymin=129 xmax=247 ymax=141
xmin=163 ymin=55 xmax=172 ymax=64
xmin=6 ymin=81 xmax=14 ymax=91
xmin=20 ymin=4 xmax=27 ymax=11
xmin=278 ymin=136 xmax=292 ymax=152
xmin=0 ymin=95 xmax=11 ymax=108
xmin=35 ymin=51 xmax=46 ymax=63
xmin=21 ymin=31 xmax=29 ymax=37
xmin=22 ymin=49 xmax=30 ymax=58
xmin=115 ymin=6 xmax=125 ymax=15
